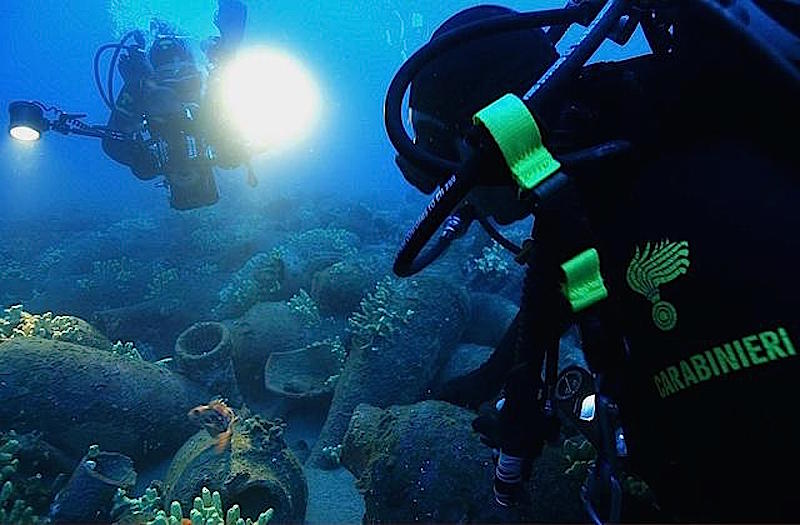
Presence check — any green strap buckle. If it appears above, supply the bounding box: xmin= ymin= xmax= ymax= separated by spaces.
xmin=473 ymin=93 xmax=561 ymax=191
xmin=561 ymin=248 xmax=609 ymax=313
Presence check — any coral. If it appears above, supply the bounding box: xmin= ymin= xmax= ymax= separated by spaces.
xmin=146 ymin=267 xmax=181 ymax=300
xmin=213 ymin=252 xmax=284 ymax=320
xmin=0 ymin=305 xmax=23 ymax=339
xmin=35 ymin=247 xmax=65 ymax=273
xmin=347 ymin=277 xmax=415 ymax=351
xmin=467 ymin=241 xmax=510 ymax=279
xmin=111 ymin=485 xmax=162 ymax=525
xmin=310 ymin=276 xmax=469 ymax=467
xmin=277 ymin=228 xmax=361 ymax=297
xmin=193 ymin=262 xmax=219 ymax=277
xmin=0 ymin=256 xmax=30 ymax=283
xmin=287 ymin=289 xmax=320 ymax=328
xmin=319 ymin=444 xmax=343 ymax=470
xmin=111 ymin=340 xmax=143 ymax=360
xmin=286 ymin=229 xmax=358 ymax=258
xmin=112 ymin=485 xmax=273 ymax=525
xmin=214 ymin=228 xmax=359 ymax=320
xmin=0 ymin=305 xmax=113 ymax=350
xmin=77 ymin=257 xmax=136 ymax=294
xmin=0 ymin=433 xmax=39 ymax=525
xmin=0 ymin=435 xmax=20 ymax=487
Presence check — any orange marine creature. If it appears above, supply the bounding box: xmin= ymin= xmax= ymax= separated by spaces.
xmin=188 ymin=398 xmax=237 ymax=453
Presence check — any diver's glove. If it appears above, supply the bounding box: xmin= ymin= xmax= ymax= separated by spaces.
xmin=215 ymin=0 xmax=248 ymax=48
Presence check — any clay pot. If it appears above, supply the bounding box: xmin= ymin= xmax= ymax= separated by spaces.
xmin=175 ymin=321 xmax=241 ymax=404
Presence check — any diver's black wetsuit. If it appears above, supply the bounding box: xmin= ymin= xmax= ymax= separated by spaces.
xmin=442 ymin=14 xmax=799 ymax=522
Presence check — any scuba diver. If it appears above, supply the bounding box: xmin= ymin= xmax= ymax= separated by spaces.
xmin=387 ymin=1 xmax=799 ymax=522
xmin=101 ymin=0 xmax=251 ymax=210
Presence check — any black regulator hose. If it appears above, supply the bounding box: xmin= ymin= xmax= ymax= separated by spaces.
xmin=93 ymin=31 xmax=140 ymax=111
xmin=394 ymin=166 xmax=478 ymax=277
xmin=95 ymin=44 xmax=125 ymax=110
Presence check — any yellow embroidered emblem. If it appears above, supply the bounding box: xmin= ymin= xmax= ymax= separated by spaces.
xmin=626 ymin=240 xmax=690 ymax=331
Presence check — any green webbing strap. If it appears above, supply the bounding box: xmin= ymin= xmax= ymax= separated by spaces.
xmin=561 ymin=248 xmax=609 ymax=313
xmin=473 ymin=93 xmax=561 ymax=191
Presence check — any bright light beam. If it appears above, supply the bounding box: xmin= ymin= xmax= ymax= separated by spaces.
xmin=9 ymin=126 xmax=41 ymax=142
xmin=219 ymin=47 xmax=321 ymax=154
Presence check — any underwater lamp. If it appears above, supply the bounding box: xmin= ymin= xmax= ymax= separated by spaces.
xmin=218 ymin=47 xmax=321 ymax=152
xmin=8 ymin=101 xmax=47 ymax=142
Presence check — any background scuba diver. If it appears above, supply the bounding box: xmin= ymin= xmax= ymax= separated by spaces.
xmin=396 ymin=2 xmax=800 ymax=522
xmin=102 ymin=0 xmax=250 ymax=210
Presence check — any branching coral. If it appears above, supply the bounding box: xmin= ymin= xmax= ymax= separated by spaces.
xmin=111 ymin=341 xmax=143 ymax=360
xmin=347 ymin=277 xmax=416 ymax=351
xmin=319 ymin=444 xmax=343 ymax=470
xmin=467 ymin=241 xmax=510 ymax=279
xmin=320 ymin=336 xmax=347 ymax=389
xmin=113 ymin=485 xmax=274 ymax=525
xmin=153 ymin=487 xmax=273 ymax=525
xmin=35 ymin=247 xmax=65 ymax=273
xmin=287 ymin=289 xmax=320 ymax=328
xmin=111 ymin=485 xmax=162 ymax=525
xmin=0 ymin=433 xmax=39 ymax=525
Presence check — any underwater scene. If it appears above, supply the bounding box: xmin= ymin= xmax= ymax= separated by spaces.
xmin=1 ymin=1 xmax=798 ymax=524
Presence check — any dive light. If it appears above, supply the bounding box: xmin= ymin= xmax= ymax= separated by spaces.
xmin=8 ymin=101 xmax=48 ymax=142
xmin=8 ymin=100 xmax=127 ymax=143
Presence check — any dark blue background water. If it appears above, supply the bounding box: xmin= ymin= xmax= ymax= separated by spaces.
xmin=0 ymin=0 xmax=647 ymax=222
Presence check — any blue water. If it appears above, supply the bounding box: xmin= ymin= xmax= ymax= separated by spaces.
xmin=0 ymin=0 xmax=647 ymax=220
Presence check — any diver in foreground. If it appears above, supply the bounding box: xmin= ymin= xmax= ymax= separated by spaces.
xmin=386 ymin=0 xmax=799 ymax=522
